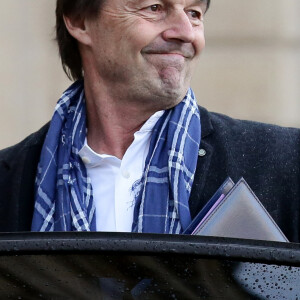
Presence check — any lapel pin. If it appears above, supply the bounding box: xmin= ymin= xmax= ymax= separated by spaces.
xmin=198 ymin=149 xmax=206 ymax=157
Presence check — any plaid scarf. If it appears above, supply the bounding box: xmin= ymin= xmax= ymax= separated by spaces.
xmin=132 ymin=88 xmax=201 ymax=233
xmin=31 ymin=81 xmax=201 ymax=233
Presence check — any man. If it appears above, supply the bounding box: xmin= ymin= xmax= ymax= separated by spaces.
xmin=0 ymin=0 xmax=300 ymax=241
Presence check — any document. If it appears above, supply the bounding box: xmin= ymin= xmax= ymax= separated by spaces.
xmin=185 ymin=178 xmax=288 ymax=242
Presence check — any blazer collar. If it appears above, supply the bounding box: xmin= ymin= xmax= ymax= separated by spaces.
xmin=199 ymin=105 xmax=214 ymax=139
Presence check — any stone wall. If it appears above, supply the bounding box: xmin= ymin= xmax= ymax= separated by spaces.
xmin=1 ymin=0 xmax=299 ymax=148
xmin=192 ymin=0 xmax=300 ymax=127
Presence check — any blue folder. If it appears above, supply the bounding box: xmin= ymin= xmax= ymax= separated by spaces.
xmin=184 ymin=177 xmax=234 ymax=234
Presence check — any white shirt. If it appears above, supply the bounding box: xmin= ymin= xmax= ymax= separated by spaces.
xmin=78 ymin=111 xmax=164 ymax=232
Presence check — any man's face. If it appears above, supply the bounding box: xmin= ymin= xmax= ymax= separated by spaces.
xmin=85 ymin=0 xmax=207 ymax=109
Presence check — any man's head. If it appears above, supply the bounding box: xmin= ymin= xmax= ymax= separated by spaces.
xmin=57 ymin=0 xmax=210 ymax=110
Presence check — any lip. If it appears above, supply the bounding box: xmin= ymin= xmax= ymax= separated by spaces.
xmin=144 ymin=52 xmax=186 ymax=58
xmin=153 ymin=53 xmax=184 ymax=57
xmin=143 ymin=53 xmax=188 ymax=65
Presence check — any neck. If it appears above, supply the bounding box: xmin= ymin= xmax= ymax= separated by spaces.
xmin=84 ymin=80 xmax=157 ymax=160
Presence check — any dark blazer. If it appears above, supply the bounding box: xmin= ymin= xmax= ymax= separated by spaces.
xmin=1 ymin=107 xmax=300 ymax=242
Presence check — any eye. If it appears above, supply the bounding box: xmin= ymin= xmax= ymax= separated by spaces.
xmin=190 ymin=11 xmax=200 ymax=19
xmin=142 ymin=3 xmax=165 ymax=20
xmin=187 ymin=10 xmax=203 ymax=21
xmin=147 ymin=4 xmax=163 ymax=12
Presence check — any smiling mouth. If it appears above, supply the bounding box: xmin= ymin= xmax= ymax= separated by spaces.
xmin=143 ymin=53 xmax=186 ymax=73
xmin=142 ymin=41 xmax=195 ymax=60
xmin=144 ymin=52 xmax=188 ymax=59
xmin=151 ymin=53 xmax=184 ymax=57
xmin=143 ymin=52 xmax=187 ymax=64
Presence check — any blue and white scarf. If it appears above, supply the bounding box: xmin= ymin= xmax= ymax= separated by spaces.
xmin=31 ymin=81 xmax=201 ymax=233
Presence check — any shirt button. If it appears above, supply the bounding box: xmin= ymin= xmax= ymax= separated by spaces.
xmin=122 ymin=169 xmax=130 ymax=179
xmin=81 ymin=156 xmax=91 ymax=164
xmin=198 ymin=149 xmax=206 ymax=157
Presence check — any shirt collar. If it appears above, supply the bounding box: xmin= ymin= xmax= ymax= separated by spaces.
xmin=137 ymin=110 xmax=164 ymax=133
xmin=78 ymin=110 xmax=165 ymax=167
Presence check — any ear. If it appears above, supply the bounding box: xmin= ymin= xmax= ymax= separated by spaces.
xmin=63 ymin=14 xmax=92 ymax=46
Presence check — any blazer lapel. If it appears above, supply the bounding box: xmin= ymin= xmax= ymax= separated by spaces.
xmin=0 ymin=124 xmax=48 ymax=231
xmin=189 ymin=106 xmax=215 ymax=219
xmin=16 ymin=144 xmax=45 ymax=230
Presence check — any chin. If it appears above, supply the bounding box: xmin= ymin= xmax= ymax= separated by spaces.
xmin=161 ymin=80 xmax=188 ymax=101
xmin=153 ymin=86 xmax=187 ymax=110
xmin=136 ymin=75 xmax=189 ymax=109
xmin=160 ymin=71 xmax=190 ymax=97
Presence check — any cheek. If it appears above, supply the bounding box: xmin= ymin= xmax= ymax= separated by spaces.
xmin=124 ymin=20 xmax=161 ymax=50
xmin=194 ymin=32 xmax=205 ymax=56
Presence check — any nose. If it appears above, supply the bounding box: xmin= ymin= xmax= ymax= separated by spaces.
xmin=162 ymin=10 xmax=196 ymax=43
